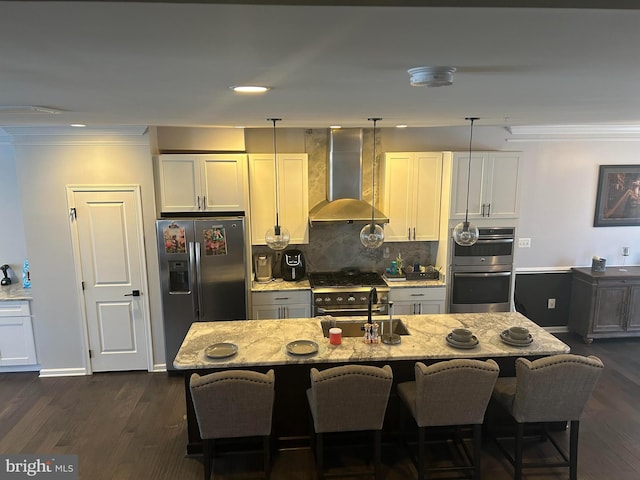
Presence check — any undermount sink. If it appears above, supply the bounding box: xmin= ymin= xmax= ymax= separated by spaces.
xmin=321 ymin=318 xmax=410 ymax=338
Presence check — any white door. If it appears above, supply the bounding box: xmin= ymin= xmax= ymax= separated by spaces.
xmin=68 ymin=186 xmax=152 ymax=372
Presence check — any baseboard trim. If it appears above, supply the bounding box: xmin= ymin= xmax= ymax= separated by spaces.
xmin=39 ymin=367 xmax=88 ymax=378
xmin=0 ymin=364 xmax=40 ymax=373
xmin=544 ymin=326 xmax=570 ymax=334
xmin=152 ymin=363 xmax=167 ymax=373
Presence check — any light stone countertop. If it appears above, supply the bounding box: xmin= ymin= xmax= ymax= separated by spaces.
xmin=251 ymin=279 xmax=311 ymax=291
xmin=0 ymin=284 xmax=33 ymax=301
xmin=174 ymin=312 xmax=570 ymax=370
xmin=386 ymin=279 xmax=445 ymax=288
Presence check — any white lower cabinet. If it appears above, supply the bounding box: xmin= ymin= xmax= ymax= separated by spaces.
xmin=0 ymin=301 xmax=37 ymax=366
xmin=251 ymin=290 xmax=311 ymax=319
xmin=389 ymin=287 xmax=446 ymax=315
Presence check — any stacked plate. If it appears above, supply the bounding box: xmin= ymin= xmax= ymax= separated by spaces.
xmin=500 ymin=326 xmax=533 ymax=347
xmin=446 ymin=328 xmax=479 ymax=349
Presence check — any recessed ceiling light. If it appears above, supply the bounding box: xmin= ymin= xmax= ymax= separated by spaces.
xmin=70 ymin=124 xmax=86 ymax=128
xmin=230 ymin=85 xmax=270 ymax=93
xmin=396 ymin=124 xmax=408 ymax=129
xmin=330 ymin=125 xmax=341 ymax=129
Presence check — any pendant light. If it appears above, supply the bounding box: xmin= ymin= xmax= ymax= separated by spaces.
xmin=453 ymin=117 xmax=480 ymax=247
xmin=265 ymin=118 xmax=290 ymax=250
xmin=360 ymin=117 xmax=385 ymax=249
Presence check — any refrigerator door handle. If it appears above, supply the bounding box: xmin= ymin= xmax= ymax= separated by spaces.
xmin=195 ymin=241 xmax=204 ymax=318
xmin=188 ymin=241 xmax=199 ymax=314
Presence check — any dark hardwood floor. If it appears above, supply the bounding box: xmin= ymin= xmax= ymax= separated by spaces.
xmin=1 ymin=332 xmax=639 ymax=479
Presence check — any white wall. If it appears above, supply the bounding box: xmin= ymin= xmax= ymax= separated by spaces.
xmin=0 ymin=144 xmax=27 ymax=283
xmin=12 ymin=132 xmax=164 ymax=374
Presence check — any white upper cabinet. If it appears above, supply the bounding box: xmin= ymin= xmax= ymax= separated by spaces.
xmin=381 ymin=152 xmax=443 ymax=242
xmin=248 ymin=153 xmax=309 ymax=245
xmin=450 ymin=152 xmax=521 ymax=219
xmin=157 ymin=154 xmax=248 ymax=213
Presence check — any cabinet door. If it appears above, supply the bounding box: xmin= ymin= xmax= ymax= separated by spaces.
xmin=249 ymin=154 xmax=308 ymax=245
xmin=284 ymin=303 xmax=311 ymax=319
xmin=382 ymin=153 xmax=413 ymax=241
xmin=413 ymin=153 xmax=442 ymax=240
xmin=202 ymin=155 xmax=247 ymax=211
xmin=419 ymin=301 xmax=445 ymax=314
xmin=485 ymin=153 xmax=520 ymax=218
xmin=592 ymin=284 xmax=628 ymax=333
xmin=252 ymin=304 xmax=282 ymax=320
xmin=450 ymin=153 xmax=488 ymax=219
xmin=157 ymin=155 xmax=201 ymax=212
xmin=626 ymin=285 xmax=640 ymax=331
xmin=392 ymin=301 xmax=418 ymax=315
xmin=0 ymin=317 xmax=37 ymax=366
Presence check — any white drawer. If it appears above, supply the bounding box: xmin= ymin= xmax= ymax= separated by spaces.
xmin=0 ymin=301 xmax=30 ymax=317
xmin=252 ymin=290 xmax=310 ymax=306
xmin=389 ymin=287 xmax=445 ymax=302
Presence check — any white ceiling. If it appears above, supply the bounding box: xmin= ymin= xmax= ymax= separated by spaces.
xmin=2 ymin=1 xmax=640 ymax=129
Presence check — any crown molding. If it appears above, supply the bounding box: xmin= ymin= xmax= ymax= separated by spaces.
xmin=506 ymin=124 xmax=640 ymax=142
xmin=0 ymin=126 xmax=149 ymax=146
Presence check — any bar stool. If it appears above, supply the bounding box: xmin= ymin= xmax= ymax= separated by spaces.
xmin=306 ymin=364 xmax=393 ymax=480
xmin=491 ymin=354 xmax=603 ymax=480
xmin=397 ymin=359 xmax=500 ymax=480
xmin=189 ymin=370 xmax=275 ymax=480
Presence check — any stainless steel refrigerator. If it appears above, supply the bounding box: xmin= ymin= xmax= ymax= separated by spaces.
xmin=156 ymin=217 xmax=247 ymax=370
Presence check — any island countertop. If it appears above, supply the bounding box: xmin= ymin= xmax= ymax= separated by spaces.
xmin=0 ymin=284 xmax=33 ymax=301
xmin=174 ymin=312 xmax=570 ymax=370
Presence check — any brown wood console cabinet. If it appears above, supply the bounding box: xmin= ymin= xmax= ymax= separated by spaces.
xmin=569 ymin=266 xmax=640 ymax=343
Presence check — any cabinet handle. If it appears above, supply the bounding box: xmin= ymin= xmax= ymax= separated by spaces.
xmin=407 ymin=228 xmax=411 ymax=241
xmin=413 ymin=227 xmax=416 ymax=241
xmin=411 ymin=293 xmax=425 ymax=297
xmin=486 ymin=203 xmax=491 ymax=217
xmin=197 ymin=196 xmax=201 ymax=210
xmin=202 ymin=196 xmax=206 ymax=209
xmin=274 ymin=297 xmax=290 ymax=300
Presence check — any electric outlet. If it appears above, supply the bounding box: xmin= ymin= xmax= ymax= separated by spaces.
xmin=547 ymin=298 xmax=556 ymax=309
xmin=518 ymin=238 xmax=531 ymax=248
xmin=622 ymin=246 xmax=630 ymax=257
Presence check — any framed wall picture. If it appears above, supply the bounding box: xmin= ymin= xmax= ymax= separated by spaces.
xmin=594 ymin=164 xmax=640 ymax=227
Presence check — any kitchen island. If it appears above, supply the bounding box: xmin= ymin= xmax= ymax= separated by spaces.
xmin=174 ymin=312 xmax=570 ymax=452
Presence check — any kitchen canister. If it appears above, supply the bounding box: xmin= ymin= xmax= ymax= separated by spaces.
xmin=591 ymin=256 xmax=606 ymax=272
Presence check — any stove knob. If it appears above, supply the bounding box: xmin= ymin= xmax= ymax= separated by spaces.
xmin=359 ymin=296 xmax=368 ymax=303
xmin=315 ymin=297 xmax=323 ymax=304
xmin=336 ymin=296 xmax=344 ymax=303
xmin=380 ymin=295 xmax=388 ymax=303
xmin=347 ymin=296 xmax=356 ymax=303
xmin=324 ymin=297 xmax=332 ymax=303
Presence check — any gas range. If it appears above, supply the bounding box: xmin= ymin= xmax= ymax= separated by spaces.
xmin=308 ymin=271 xmax=389 ymax=317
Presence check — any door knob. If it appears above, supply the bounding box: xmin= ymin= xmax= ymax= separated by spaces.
xmin=124 ymin=290 xmax=141 ymax=297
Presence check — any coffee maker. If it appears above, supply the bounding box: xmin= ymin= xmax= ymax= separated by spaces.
xmin=254 ymin=254 xmax=273 ymax=283
xmin=0 ymin=264 xmax=11 ymax=286
xmin=281 ymin=250 xmax=305 ymax=281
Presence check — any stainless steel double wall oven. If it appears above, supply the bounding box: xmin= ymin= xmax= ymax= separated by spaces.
xmin=449 ymin=227 xmax=515 ymax=313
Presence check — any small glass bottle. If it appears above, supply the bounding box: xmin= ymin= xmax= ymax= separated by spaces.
xmin=22 ymin=258 xmax=31 ymax=289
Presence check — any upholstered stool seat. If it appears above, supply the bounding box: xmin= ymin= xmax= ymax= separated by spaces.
xmin=397 ymin=359 xmax=500 ymax=480
xmin=306 ymin=364 xmax=393 ymax=480
xmin=491 ymin=354 xmax=603 ymax=480
xmin=190 ymin=370 xmax=275 ymax=480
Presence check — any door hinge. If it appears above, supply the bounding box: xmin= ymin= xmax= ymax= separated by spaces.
xmin=81 ymin=281 xmax=85 ymax=291
xmin=69 ymin=207 xmax=77 ymax=221
xmin=88 ymin=349 xmax=93 ymax=358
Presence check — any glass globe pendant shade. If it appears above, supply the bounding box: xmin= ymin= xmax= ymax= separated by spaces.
xmin=360 ymin=223 xmax=385 ymax=249
xmin=453 ymin=221 xmax=479 ymax=246
xmin=265 ymin=224 xmax=290 ymax=251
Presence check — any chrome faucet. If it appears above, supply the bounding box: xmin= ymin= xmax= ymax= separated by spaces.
xmin=367 ymin=287 xmax=378 ymax=324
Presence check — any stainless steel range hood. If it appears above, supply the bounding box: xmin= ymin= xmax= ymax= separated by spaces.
xmin=309 ymin=128 xmax=388 ymax=224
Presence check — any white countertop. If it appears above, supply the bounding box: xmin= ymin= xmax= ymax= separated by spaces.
xmin=0 ymin=284 xmax=33 ymax=301
xmin=251 ymin=279 xmax=311 ymax=291
xmin=174 ymin=312 xmax=570 ymax=370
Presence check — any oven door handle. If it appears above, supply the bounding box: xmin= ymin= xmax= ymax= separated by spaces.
xmin=473 ymin=238 xmax=514 ymax=244
xmin=454 ymin=272 xmax=512 ymax=278
xmin=317 ymin=307 xmax=384 ymax=314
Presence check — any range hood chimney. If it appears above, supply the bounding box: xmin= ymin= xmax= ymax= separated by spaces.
xmin=309 ymin=128 xmax=389 ymax=224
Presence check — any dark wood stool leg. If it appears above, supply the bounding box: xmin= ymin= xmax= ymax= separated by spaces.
xmin=263 ymin=435 xmax=271 ymax=480
xmin=374 ymin=429 xmax=382 ymax=480
xmin=418 ymin=426 xmax=425 ymax=480
xmin=316 ymin=432 xmax=323 ymax=480
xmin=473 ymin=424 xmax=482 ymax=480
xmin=203 ymin=438 xmax=212 ymax=480
xmin=570 ymin=420 xmax=580 ymax=480
xmin=514 ymin=423 xmax=524 ymax=480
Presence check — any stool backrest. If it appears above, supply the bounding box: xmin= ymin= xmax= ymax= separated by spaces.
xmin=414 ymin=359 xmax=500 ymax=426
xmin=190 ymin=369 xmax=275 ymax=439
xmin=308 ymin=364 xmax=393 ymax=433
xmin=512 ymin=354 xmax=603 ymax=423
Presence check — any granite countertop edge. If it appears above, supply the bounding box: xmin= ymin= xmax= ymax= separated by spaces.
xmin=0 ymin=285 xmax=33 ymax=301
xmin=174 ymin=312 xmax=570 ymax=370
